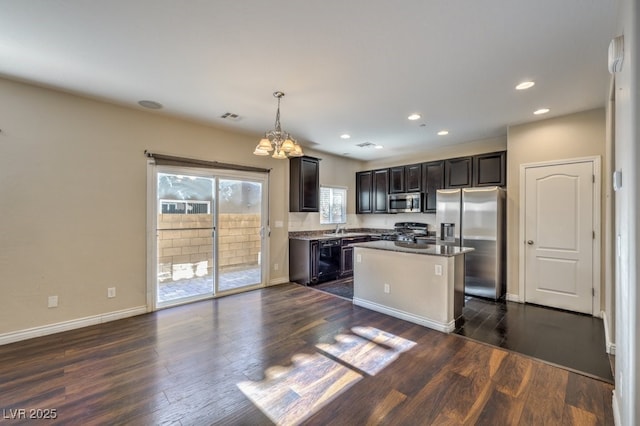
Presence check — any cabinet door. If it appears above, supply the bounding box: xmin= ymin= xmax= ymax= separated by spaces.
xmin=389 ymin=166 xmax=405 ymax=193
xmin=300 ymin=157 xmax=319 ymax=211
xmin=422 ymin=161 xmax=444 ymax=212
xmin=341 ymin=246 xmax=354 ymax=276
xmin=445 ymin=157 xmax=473 ymax=188
xmin=356 ymin=171 xmax=373 ymax=214
xmin=473 ymin=151 xmax=506 ymax=186
xmin=372 ymin=169 xmax=389 ymax=213
xmin=405 ymin=163 xmax=422 ymax=192
xmin=309 ymin=240 xmax=319 ymax=284
xmin=290 ymin=156 xmax=319 ymax=212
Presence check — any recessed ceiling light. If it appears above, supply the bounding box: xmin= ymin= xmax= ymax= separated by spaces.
xmin=375 ymin=145 xmax=384 ymax=149
xmin=437 ymin=130 xmax=449 ymax=136
xmin=534 ymin=108 xmax=550 ymax=115
xmin=407 ymin=113 xmax=421 ymax=121
xmin=138 ymin=100 xmax=163 ymax=109
xmin=340 ymin=133 xmax=351 ymax=139
xmin=516 ymin=81 xmax=535 ymax=90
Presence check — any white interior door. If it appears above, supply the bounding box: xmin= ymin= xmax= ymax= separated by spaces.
xmin=523 ymin=160 xmax=595 ymax=314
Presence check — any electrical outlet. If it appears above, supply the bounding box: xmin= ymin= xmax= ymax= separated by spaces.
xmin=356 ymin=254 xmax=362 ymax=263
xmin=435 ymin=264 xmax=443 ymax=276
xmin=274 ymin=263 xmax=279 ymax=271
xmin=48 ymin=295 xmax=58 ymax=308
xmin=107 ymin=287 xmax=116 ymax=298
xmin=384 ymin=283 xmax=390 ymax=294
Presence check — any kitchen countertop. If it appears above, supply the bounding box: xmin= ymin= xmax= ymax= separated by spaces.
xmin=351 ymin=240 xmax=474 ymax=257
xmin=289 ymin=232 xmax=383 ymax=241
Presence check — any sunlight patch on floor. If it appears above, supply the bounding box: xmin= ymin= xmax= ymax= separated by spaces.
xmin=237 ymin=353 xmax=362 ymax=425
xmin=237 ymin=326 xmax=416 ymax=424
xmin=316 ymin=326 xmax=417 ymax=376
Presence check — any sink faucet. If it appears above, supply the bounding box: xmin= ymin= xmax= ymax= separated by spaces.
xmin=335 ymin=224 xmax=344 ymax=234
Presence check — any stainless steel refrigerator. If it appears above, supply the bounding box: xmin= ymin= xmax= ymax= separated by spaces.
xmin=435 ymin=187 xmax=506 ymax=300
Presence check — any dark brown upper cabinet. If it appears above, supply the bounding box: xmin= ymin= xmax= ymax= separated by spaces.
xmin=473 ymin=151 xmax=506 ymax=187
xmin=356 ymin=168 xmax=388 ymax=214
xmin=422 ymin=161 xmax=444 ymax=212
xmin=356 ymin=170 xmax=373 ymax=214
xmin=405 ymin=163 xmax=422 ymax=192
xmin=372 ymin=168 xmax=389 ymax=213
xmin=444 ymin=157 xmax=473 ymax=188
xmin=289 ymin=156 xmax=320 ymax=212
xmin=389 ymin=166 xmax=405 ymax=193
xmin=389 ymin=164 xmax=422 ymax=193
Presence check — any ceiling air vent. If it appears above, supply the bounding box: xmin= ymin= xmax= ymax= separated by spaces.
xmin=220 ymin=112 xmax=241 ymax=121
xmin=356 ymin=142 xmax=376 ymax=148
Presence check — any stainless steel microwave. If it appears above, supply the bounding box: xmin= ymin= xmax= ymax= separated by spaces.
xmin=388 ymin=193 xmax=422 ymax=213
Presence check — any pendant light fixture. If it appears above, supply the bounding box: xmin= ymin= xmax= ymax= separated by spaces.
xmin=253 ymin=91 xmax=304 ymax=159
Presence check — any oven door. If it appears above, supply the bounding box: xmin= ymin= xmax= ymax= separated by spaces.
xmin=318 ymin=239 xmax=341 ymax=282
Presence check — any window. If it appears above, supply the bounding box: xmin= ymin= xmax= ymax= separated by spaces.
xmin=320 ymin=186 xmax=347 ymax=224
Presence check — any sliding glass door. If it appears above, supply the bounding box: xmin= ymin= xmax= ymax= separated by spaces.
xmin=217 ymin=178 xmax=264 ymax=292
xmin=153 ymin=166 xmax=268 ymax=308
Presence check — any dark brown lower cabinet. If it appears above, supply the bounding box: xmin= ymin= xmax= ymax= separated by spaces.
xmin=340 ymin=236 xmax=370 ymax=277
xmin=289 ymin=239 xmax=319 ymax=285
xmin=341 ymin=246 xmax=354 ymax=276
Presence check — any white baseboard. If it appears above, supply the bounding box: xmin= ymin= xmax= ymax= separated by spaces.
xmin=0 ymin=306 xmax=147 ymax=346
xmin=602 ymin=310 xmax=616 ymax=355
xmin=269 ymin=276 xmax=290 ymax=286
xmin=353 ymin=297 xmax=455 ymax=333
xmin=505 ymin=293 xmax=522 ymax=302
xmin=612 ymin=390 xmax=621 ymax=426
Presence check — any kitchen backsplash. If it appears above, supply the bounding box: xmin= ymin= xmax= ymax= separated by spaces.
xmin=288 ymin=212 xmax=437 ymax=232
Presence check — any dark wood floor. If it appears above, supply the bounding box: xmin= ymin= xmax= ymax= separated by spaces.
xmin=454 ymin=296 xmax=614 ymax=383
xmin=0 ymin=283 xmax=614 ymax=425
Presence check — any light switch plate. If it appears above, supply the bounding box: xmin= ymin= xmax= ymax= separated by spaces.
xmin=435 ymin=264 xmax=443 ymax=276
xmin=613 ymin=170 xmax=622 ymax=191
xmin=48 ymin=295 xmax=58 ymax=308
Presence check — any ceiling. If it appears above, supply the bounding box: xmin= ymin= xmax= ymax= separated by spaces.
xmin=0 ymin=1 xmax=620 ymax=161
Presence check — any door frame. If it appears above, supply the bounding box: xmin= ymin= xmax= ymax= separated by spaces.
xmin=518 ymin=156 xmax=601 ymax=316
xmin=146 ymin=161 xmax=270 ymax=312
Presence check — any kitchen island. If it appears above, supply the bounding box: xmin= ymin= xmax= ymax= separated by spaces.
xmin=351 ymin=241 xmax=473 ymax=333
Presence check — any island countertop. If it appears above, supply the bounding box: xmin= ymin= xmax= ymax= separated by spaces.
xmin=351 ymin=240 xmax=474 ymax=257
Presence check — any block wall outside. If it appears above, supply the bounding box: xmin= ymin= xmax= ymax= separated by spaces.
xmin=157 ymin=213 xmax=261 ymax=282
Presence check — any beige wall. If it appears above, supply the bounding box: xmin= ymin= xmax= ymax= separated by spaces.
xmin=0 ymin=77 xmax=290 ymax=335
xmin=506 ymin=108 xmax=606 ymax=304
xmin=288 ymin=147 xmax=364 ymax=231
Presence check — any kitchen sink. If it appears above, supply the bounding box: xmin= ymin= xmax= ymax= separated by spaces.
xmin=323 ymin=232 xmax=369 ymax=237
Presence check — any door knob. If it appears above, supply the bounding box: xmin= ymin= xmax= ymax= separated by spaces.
xmin=527 ymin=240 xmax=534 ymax=245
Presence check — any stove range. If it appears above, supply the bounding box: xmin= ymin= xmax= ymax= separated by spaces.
xmin=392 ymin=222 xmax=431 ymax=242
